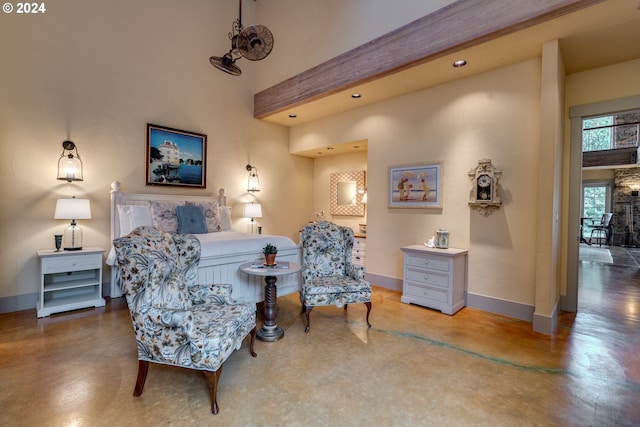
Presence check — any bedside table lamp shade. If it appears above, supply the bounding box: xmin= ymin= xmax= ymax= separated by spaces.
xmin=54 ymin=198 xmax=92 ymax=251
xmin=243 ymin=203 xmax=262 ymax=234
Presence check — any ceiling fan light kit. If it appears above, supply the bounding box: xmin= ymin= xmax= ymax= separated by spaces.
xmin=210 ymin=0 xmax=274 ymax=76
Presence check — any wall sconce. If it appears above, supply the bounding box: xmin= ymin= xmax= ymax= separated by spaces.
xmin=243 ymin=202 xmax=262 ymax=234
xmin=246 ymin=164 xmax=260 ymax=192
xmin=359 ymin=188 xmax=367 ymax=204
xmin=54 ymin=197 xmax=92 ymax=250
xmin=631 ymin=184 xmax=640 ymax=197
xmin=57 ymin=140 xmax=84 ymax=182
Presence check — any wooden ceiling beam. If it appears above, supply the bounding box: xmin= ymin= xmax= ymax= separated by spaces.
xmin=253 ymin=0 xmax=603 ymax=120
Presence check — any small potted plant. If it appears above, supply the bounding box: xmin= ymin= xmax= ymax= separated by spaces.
xmin=262 ymin=243 xmax=278 ymax=266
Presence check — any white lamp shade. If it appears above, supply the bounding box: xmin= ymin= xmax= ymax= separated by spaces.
xmin=361 ymin=192 xmax=367 ymax=204
xmin=243 ymin=203 xmax=262 ymax=218
xmin=54 ymin=198 xmax=92 ymax=220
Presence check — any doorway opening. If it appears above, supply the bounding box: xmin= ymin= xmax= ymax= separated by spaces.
xmin=567 ymin=96 xmax=640 ymax=313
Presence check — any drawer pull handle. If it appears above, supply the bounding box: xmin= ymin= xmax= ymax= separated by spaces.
xmin=423 ymin=260 xmax=429 ymax=265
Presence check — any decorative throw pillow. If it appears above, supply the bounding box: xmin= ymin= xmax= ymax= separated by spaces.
xmin=217 ymin=206 xmax=232 ymax=230
xmin=186 ymin=201 xmax=221 ymax=232
xmin=150 ymin=201 xmax=182 ymax=233
xmin=176 ymin=205 xmax=208 ymax=234
xmin=118 ymin=204 xmax=153 ymax=236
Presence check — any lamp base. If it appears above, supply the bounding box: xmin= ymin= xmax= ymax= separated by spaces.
xmin=62 ymin=223 xmax=83 ymax=251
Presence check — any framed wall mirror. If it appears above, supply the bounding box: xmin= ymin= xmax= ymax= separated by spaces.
xmin=330 ymin=170 xmax=366 ymax=216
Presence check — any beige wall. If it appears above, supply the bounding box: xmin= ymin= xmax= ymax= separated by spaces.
xmin=0 ymin=0 xmax=313 ymax=305
xmin=582 ymin=169 xmax=615 ymax=181
xmin=312 ymin=151 xmax=368 ymax=233
xmin=565 ymin=59 xmax=640 ymax=108
xmin=291 ymin=59 xmax=543 ymax=307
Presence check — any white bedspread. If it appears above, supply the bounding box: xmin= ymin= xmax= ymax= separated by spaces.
xmin=196 ymin=230 xmax=298 ymax=258
xmin=106 ymin=230 xmax=298 ymax=265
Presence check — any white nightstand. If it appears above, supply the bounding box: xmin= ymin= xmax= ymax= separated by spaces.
xmin=36 ymin=247 xmax=106 ymax=317
xmin=400 ymin=245 xmax=468 ymax=315
xmin=352 ymin=234 xmax=366 ymax=267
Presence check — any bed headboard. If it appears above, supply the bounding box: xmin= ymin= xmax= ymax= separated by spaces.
xmin=109 ymin=181 xmax=228 ymax=243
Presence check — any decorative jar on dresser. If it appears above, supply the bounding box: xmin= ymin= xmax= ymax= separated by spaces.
xmin=400 ymin=245 xmax=468 ymax=315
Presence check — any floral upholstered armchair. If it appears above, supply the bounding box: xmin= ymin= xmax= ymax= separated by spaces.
xmin=112 ymin=226 xmax=257 ymax=415
xmin=300 ymin=221 xmax=372 ymax=333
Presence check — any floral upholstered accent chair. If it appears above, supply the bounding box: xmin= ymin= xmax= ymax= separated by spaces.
xmin=112 ymin=226 xmax=257 ymax=415
xmin=300 ymin=221 xmax=372 ymax=333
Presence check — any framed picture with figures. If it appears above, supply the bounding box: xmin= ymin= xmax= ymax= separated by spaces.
xmin=388 ymin=162 xmax=442 ymax=208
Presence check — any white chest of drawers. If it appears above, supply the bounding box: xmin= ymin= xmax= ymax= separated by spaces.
xmin=352 ymin=235 xmax=366 ymax=267
xmin=400 ymin=245 xmax=468 ymax=315
xmin=37 ymin=247 xmax=106 ymax=317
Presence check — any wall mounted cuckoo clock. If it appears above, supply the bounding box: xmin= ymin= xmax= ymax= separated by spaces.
xmin=468 ymin=159 xmax=502 ymax=216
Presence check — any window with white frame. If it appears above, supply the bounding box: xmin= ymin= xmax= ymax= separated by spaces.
xmin=582 ymin=183 xmax=611 ymax=225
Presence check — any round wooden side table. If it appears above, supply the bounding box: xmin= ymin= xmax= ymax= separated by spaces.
xmin=239 ymin=261 xmax=301 ymax=342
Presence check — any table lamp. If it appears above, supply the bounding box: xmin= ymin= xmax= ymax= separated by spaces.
xmin=243 ymin=203 xmax=262 ymax=234
xmin=54 ymin=198 xmax=92 ymax=250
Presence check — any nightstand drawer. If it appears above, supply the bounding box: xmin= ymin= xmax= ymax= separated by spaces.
xmin=42 ymin=254 xmax=102 ymax=273
xmin=352 ymin=247 xmax=366 ymax=257
xmin=351 ymin=254 xmax=367 ymax=265
xmin=353 ymin=240 xmax=366 ymax=250
xmin=405 ymin=268 xmax=448 ymax=288
xmin=405 ymin=254 xmax=448 ymax=272
xmin=404 ymin=282 xmax=448 ymax=304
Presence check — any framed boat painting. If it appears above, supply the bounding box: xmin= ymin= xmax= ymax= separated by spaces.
xmin=388 ymin=162 xmax=442 ymax=208
xmin=146 ymin=123 xmax=207 ymax=188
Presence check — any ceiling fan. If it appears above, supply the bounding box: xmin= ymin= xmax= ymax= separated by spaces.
xmin=210 ymin=0 xmax=274 ymax=76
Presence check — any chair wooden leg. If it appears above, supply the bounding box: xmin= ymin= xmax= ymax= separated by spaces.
xmin=133 ymin=360 xmax=149 ymax=397
xmin=203 ymin=367 xmax=223 ymax=415
xmin=364 ymin=301 xmax=372 ymax=328
xmin=249 ymin=326 xmax=257 ymax=357
xmin=304 ymin=306 xmax=313 ymax=333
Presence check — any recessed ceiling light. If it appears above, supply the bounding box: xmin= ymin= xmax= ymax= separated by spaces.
xmin=453 ymin=60 xmax=467 ymax=68
xmin=351 ymin=93 xmax=362 ymax=99
xmin=289 ymin=114 xmax=297 ymax=118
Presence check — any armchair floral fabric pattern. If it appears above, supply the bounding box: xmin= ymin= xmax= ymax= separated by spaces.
xmin=112 ymin=226 xmax=257 ymax=414
xmin=300 ymin=221 xmax=372 ymax=332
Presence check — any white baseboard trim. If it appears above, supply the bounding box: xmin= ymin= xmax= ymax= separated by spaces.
xmin=466 ymin=292 xmax=535 ymax=323
xmin=0 ymin=292 xmax=37 ymax=314
xmin=366 ymin=272 xmax=402 ymax=292
xmin=533 ymin=301 xmax=558 ymax=335
xmin=366 ymin=276 xmax=544 ymax=330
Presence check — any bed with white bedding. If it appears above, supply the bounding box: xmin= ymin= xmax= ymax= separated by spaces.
xmin=108 ymin=181 xmax=302 ymax=303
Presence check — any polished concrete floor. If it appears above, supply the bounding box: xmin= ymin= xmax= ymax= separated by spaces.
xmin=1 ymin=259 xmax=639 ymax=426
